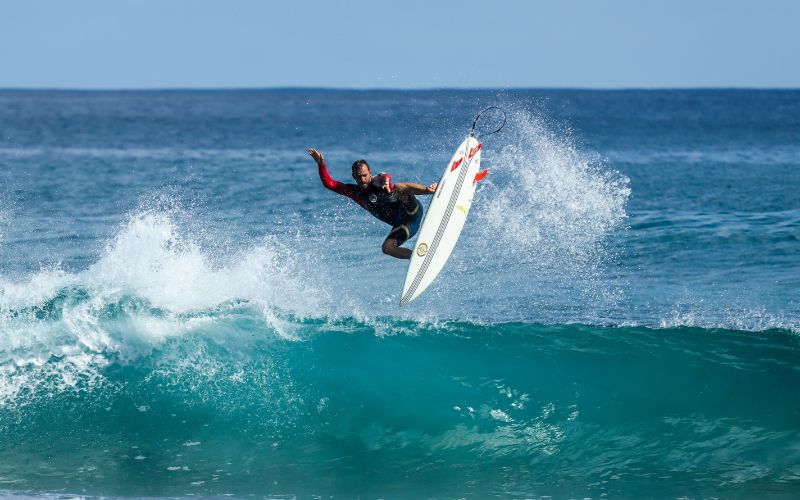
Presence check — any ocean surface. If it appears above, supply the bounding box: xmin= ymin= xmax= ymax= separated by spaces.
xmin=0 ymin=89 xmax=798 ymax=498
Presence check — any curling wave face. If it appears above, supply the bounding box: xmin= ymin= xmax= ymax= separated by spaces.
xmin=1 ymin=310 xmax=798 ymax=497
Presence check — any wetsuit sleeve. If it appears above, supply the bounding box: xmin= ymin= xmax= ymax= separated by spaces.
xmin=317 ymin=162 xmax=365 ymax=208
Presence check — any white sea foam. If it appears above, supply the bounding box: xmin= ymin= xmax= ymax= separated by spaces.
xmin=658 ymin=304 xmax=799 ymax=334
xmin=0 ymin=207 xmax=333 ymax=405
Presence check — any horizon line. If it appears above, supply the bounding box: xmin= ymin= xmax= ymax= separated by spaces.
xmin=1 ymin=85 xmax=799 ymax=93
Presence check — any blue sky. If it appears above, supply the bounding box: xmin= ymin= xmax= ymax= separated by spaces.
xmin=1 ymin=0 xmax=798 ymax=89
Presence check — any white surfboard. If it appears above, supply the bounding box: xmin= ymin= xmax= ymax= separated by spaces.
xmin=400 ymin=136 xmax=485 ymax=305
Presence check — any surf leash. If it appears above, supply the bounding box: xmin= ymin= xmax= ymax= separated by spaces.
xmin=469 ymin=106 xmax=506 ymax=139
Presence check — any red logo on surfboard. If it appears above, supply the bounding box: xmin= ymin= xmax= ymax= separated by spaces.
xmin=468 ymin=144 xmax=482 ymax=158
xmin=450 ymin=157 xmax=463 ymax=171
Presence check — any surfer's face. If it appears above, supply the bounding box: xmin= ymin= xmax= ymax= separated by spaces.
xmin=352 ymin=165 xmax=372 ymax=188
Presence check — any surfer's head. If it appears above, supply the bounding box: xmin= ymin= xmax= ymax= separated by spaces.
xmin=352 ymin=159 xmax=372 ymax=188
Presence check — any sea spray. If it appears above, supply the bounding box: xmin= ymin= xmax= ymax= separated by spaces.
xmin=464 ymin=107 xmax=630 ymax=314
xmin=482 ymin=109 xmax=628 ymax=261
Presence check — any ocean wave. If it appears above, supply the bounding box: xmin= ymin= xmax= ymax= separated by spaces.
xmin=2 ymin=278 xmax=796 ymax=410
xmin=1 ymin=309 xmax=797 ymax=497
xmin=1 ymin=204 xmax=796 ymax=409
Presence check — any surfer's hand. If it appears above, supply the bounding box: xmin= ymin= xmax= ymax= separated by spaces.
xmin=427 ymin=182 xmax=438 ymax=193
xmin=308 ymin=147 xmax=324 ymax=166
xmin=381 ymin=175 xmax=392 ymax=193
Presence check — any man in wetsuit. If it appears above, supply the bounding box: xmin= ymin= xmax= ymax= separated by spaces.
xmin=308 ymin=147 xmax=437 ymax=259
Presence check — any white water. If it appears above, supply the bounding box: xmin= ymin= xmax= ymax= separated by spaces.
xmin=0 ymin=209 xmax=333 ymax=405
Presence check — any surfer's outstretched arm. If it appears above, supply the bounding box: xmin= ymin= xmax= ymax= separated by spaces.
xmin=394 ymin=182 xmax=438 ymax=195
xmin=308 ymin=147 xmax=365 ymax=207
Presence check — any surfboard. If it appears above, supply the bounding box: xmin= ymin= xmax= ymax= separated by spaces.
xmin=400 ymin=136 xmax=485 ymax=305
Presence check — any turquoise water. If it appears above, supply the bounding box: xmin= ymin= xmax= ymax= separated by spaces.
xmin=0 ymin=90 xmax=798 ymax=497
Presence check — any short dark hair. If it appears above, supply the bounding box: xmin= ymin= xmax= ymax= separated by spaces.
xmin=351 ymin=159 xmax=370 ymax=175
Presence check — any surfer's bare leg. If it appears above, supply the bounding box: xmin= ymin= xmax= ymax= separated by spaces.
xmin=382 ymin=237 xmax=412 ymax=259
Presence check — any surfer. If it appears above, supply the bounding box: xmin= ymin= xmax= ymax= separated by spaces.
xmin=308 ymin=147 xmax=437 ymax=259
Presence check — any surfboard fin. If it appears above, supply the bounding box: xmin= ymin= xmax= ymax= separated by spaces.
xmin=474 ymin=169 xmax=488 ymax=184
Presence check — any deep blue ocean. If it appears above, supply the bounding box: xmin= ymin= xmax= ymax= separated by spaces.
xmin=0 ymin=89 xmax=798 ymax=498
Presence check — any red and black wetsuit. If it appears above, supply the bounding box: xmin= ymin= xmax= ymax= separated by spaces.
xmin=317 ymin=162 xmax=420 ymax=229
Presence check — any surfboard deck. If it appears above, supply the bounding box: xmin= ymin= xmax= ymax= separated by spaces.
xmin=400 ymin=136 xmax=483 ymax=305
